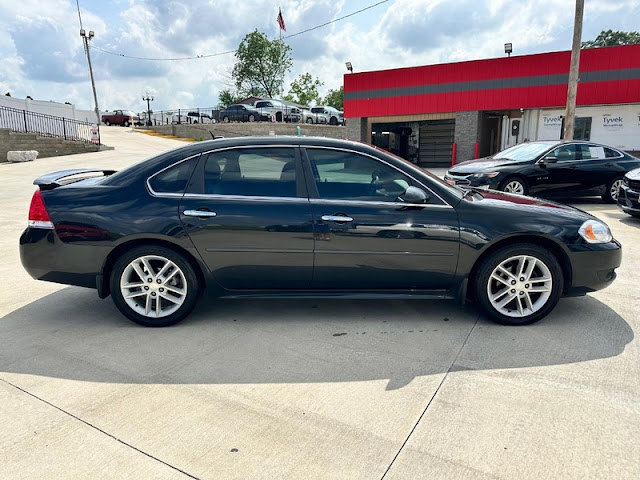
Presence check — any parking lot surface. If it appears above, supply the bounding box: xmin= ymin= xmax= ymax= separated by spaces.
xmin=1 ymin=127 xmax=638 ymax=479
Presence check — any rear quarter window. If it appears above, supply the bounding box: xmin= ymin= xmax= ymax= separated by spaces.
xmin=148 ymin=157 xmax=198 ymax=194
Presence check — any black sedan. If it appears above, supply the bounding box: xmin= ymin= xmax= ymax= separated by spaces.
xmin=20 ymin=137 xmax=621 ymax=327
xmin=617 ymin=167 xmax=640 ymax=218
xmin=219 ymin=104 xmax=269 ymax=123
xmin=445 ymin=141 xmax=640 ymax=203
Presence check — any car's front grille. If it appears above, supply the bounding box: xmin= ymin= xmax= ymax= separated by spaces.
xmin=625 ymin=177 xmax=640 ymax=190
xmin=445 ymin=172 xmax=471 ymax=186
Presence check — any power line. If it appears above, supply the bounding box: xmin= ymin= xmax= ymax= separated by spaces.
xmin=90 ymin=0 xmax=390 ymax=61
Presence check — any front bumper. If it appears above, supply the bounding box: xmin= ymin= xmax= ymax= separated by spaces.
xmin=444 ymin=172 xmax=501 ymax=190
xmin=566 ymin=240 xmax=621 ymax=295
xmin=617 ymin=182 xmax=640 ymax=215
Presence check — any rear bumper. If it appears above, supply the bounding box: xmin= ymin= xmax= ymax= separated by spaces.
xmin=566 ymin=241 xmax=621 ymax=295
xmin=20 ymin=227 xmax=109 ymax=290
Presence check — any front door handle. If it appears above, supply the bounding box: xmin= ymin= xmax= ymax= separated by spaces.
xmin=183 ymin=209 xmax=217 ymax=218
xmin=321 ymin=215 xmax=353 ymax=223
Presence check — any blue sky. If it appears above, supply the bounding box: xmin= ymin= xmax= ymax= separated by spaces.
xmin=1 ymin=0 xmax=639 ymax=111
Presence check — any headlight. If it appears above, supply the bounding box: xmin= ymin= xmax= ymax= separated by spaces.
xmin=470 ymin=172 xmax=500 ymax=180
xmin=579 ymin=220 xmax=612 ymax=243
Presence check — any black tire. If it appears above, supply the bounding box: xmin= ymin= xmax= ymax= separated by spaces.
xmin=473 ymin=243 xmax=563 ymax=326
xmin=110 ymin=246 xmax=200 ymax=327
xmin=306 ymin=117 xmax=313 ymax=124
xmin=124 ymin=120 xmax=130 ymax=127
xmin=329 ymin=116 xmax=338 ymax=125
xmin=602 ymin=177 xmax=624 ymax=204
xmin=499 ymin=176 xmax=528 ymax=195
xmin=222 ymin=116 xmax=230 ymax=123
xmin=104 ymin=120 xmax=111 ymax=126
xmin=248 ymin=114 xmax=256 ymax=122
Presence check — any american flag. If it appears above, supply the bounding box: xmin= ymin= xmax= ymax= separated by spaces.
xmin=277 ymin=8 xmax=286 ymax=31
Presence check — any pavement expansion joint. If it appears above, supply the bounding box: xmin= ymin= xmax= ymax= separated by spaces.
xmin=0 ymin=377 xmax=201 ymax=480
xmin=379 ymin=313 xmax=481 ymax=480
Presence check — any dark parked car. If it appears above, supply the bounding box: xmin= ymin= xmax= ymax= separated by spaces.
xmin=219 ymin=104 xmax=269 ymax=123
xmin=617 ymin=167 xmax=640 ymax=218
xmin=445 ymin=141 xmax=640 ymax=203
xmin=20 ymin=137 xmax=620 ymax=327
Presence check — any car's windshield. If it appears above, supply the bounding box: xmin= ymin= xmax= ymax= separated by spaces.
xmin=311 ymin=107 xmax=324 ymax=113
xmin=494 ymin=142 xmax=557 ymax=161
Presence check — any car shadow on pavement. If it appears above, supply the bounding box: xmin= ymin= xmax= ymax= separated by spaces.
xmin=0 ymin=287 xmax=633 ymax=390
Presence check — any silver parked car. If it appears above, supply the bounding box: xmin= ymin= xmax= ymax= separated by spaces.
xmin=311 ymin=106 xmax=344 ymax=125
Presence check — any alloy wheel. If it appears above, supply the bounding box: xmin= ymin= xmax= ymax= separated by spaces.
xmin=504 ymin=180 xmax=525 ymax=195
xmin=610 ymin=179 xmax=623 ymax=201
xmin=486 ymin=254 xmax=552 ymax=318
xmin=120 ymin=255 xmax=188 ymax=318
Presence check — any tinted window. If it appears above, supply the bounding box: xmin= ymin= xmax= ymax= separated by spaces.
xmin=149 ymin=157 xmax=197 ymax=194
xmin=605 ymin=147 xmax=622 ymax=158
xmin=549 ymin=144 xmax=578 ymax=162
xmin=203 ymin=148 xmax=299 ymax=197
xmin=307 ymin=148 xmax=418 ymax=203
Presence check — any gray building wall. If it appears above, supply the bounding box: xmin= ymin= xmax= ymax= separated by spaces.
xmin=454 ymin=111 xmax=481 ymax=163
xmin=345 ymin=117 xmax=367 ymax=142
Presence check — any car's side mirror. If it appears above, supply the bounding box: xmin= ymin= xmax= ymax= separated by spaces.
xmin=401 ymin=186 xmax=429 ymax=204
xmin=543 ymin=155 xmax=558 ymax=163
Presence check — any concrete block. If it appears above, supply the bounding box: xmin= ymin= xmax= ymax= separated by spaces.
xmin=7 ymin=150 xmax=38 ymax=162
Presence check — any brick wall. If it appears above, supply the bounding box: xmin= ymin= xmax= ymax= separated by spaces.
xmin=146 ymin=122 xmax=348 ymax=141
xmin=0 ymin=128 xmax=100 ymax=162
xmin=454 ymin=111 xmax=481 ymax=163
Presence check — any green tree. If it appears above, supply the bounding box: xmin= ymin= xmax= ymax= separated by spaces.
xmin=323 ymin=86 xmax=344 ymax=110
xmin=581 ymin=29 xmax=640 ymax=48
xmin=232 ymin=30 xmax=292 ymax=98
xmin=218 ymin=89 xmax=242 ymax=107
xmin=283 ymin=73 xmax=324 ymax=106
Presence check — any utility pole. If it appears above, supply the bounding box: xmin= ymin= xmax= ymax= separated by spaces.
xmin=564 ymin=0 xmax=584 ymax=140
xmin=142 ymin=94 xmax=154 ymax=126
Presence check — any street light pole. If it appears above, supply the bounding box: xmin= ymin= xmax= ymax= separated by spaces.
xmin=142 ymin=94 xmax=154 ymax=126
xmin=80 ymin=29 xmax=101 ymax=142
xmin=564 ymin=0 xmax=584 ymax=140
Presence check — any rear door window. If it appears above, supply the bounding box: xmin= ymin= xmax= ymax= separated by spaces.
xmin=202 ymin=147 xmax=302 ymax=198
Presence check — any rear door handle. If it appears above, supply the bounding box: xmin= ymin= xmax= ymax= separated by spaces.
xmin=321 ymin=215 xmax=353 ymax=223
xmin=183 ymin=209 xmax=217 ymax=218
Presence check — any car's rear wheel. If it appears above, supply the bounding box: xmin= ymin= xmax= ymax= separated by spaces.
xmin=222 ymin=116 xmax=230 ymax=123
xmin=473 ymin=244 xmax=563 ymax=325
xmin=602 ymin=177 xmax=623 ymax=203
xmin=306 ymin=117 xmax=313 ymax=124
xmin=110 ymin=246 xmax=200 ymax=327
xmin=499 ymin=176 xmax=528 ymax=195
xmin=329 ymin=116 xmax=338 ymax=125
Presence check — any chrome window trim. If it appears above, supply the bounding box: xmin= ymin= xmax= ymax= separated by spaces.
xmin=147 ymin=145 xmax=301 ymax=199
xmin=302 ymin=145 xmax=453 ymax=208
xmin=181 ymin=193 xmax=310 ymax=203
xmin=309 ymin=198 xmax=452 ymax=209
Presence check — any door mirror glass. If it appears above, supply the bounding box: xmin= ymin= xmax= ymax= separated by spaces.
xmin=541 ymin=155 xmax=557 ymax=163
xmin=401 ymin=186 xmax=429 ymax=204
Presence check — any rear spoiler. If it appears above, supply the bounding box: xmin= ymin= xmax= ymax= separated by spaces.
xmin=34 ymin=169 xmax=117 ymax=190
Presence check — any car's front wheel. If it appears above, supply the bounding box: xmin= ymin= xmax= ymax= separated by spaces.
xmin=499 ymin=176 xmax=528 ymax=195
xmin=222 ymin=116 xmax=230 ymax=123
xmin=110 ymin=246 xmax=200 ymax=327
xmin=104 ymin=120 xmax=111 ymax=126
xmin=602 ymin=177 xmax=623 ymax=203
xmin=248 ymin=114 xmax=256 ymax=122
xmin=123 ymin=120 xmax=130 ymax=127
xmin=473 ymin=243 xmax=563 ymax=325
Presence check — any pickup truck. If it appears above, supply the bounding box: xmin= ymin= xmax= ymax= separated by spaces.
xmin=101 ymin=110 xmax=141 ymax=127
xmin=254 ymin=99 xmax=301 ymax=122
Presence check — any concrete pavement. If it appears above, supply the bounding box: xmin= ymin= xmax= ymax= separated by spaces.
xmin=1 ymin=126 xmax=638 ymax=479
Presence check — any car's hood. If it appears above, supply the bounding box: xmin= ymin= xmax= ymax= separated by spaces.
xmin=449 ymin=156 xmax=527 ymax=174
xmin=467 ymin=188 xmax=593 ymax=222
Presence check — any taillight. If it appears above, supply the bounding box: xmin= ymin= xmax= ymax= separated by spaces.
xmin=28 ymin=190 xmax=54 ymax=229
